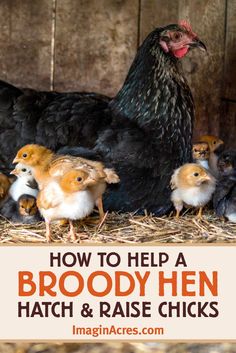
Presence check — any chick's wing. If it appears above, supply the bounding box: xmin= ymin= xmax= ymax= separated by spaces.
xmin=37 ymin=182 xmax=64 ymax=210
xmin=49 ymin=155 xmax=106 ymax=181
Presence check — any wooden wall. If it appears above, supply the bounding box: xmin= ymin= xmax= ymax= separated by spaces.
xmin=0 ymin=0 xmax=235 ymax=146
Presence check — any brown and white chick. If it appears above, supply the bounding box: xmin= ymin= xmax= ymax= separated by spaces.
xmin=199 ymin=135 xmax=224 ymax=177
xmin=13 ymin=144 xmax=120 ymax=220
xmin=0 ymin=194 xmax=41 ymax=224
xmin=37 ymin=169 xmax=96 ymax=242
xmin=9 ymin=163 xmax=38 ymax=201
xmin=13 ymin=144 xmax=55 ymax=189
xmin=192 ymin=142 xmax=210 ymax=170
xmin=0 ymin=173 xmax=11 ymax=206
xmin=171 ymin=163 xmax=215 ymax=219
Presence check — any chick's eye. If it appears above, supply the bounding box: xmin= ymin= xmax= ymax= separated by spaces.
xmin=22 ymin=153 xmax=27 ymax=158
xmin=77 ymin=177 xmax=82 ymax=182
xmin=213 ymin=141 xmax=216 ymax=144
xmin=194 ymin=149 xmax=198 ymax=152
xmin=22 ymin=168 xmax=27 ymax=172
xmin=193 ymin=172 xmax=199 ymax=177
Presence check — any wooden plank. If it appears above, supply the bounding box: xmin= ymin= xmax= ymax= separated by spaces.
xmin=140 ymin=0 xmax=225 ymax=138
xmin=54 ymin=0 xmax=139 ymax=96
xmin=223 ymin=0 xmax=236 ymax=100
xmin=220 ymin=101 xmax=236 ymax=148
xmin=0 ymin=0 xmax=53 ymax=90
xmin=140 ymin=0 xmax=179 ymax=42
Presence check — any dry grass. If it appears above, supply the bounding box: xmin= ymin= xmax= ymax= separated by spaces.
xmin=0 ymin=342 xmax=236 ymax=353
xmin=0 ymin=210 xmax=236 ymax=244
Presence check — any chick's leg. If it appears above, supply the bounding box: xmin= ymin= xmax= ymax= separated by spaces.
xmin=197 ymin=207 xmax=203 ymax=220
xmin=97 ymin=196 xmax=105 ymax=221
xmin=68 ymin=220 xmax=77 ymax=242
xmin=174 ymin=202 xmax=183 ymax=219
xmin=176 ymin=209 xmax=180 ymax=219
xmin=45 ymin=220 xmax=51 ymax=242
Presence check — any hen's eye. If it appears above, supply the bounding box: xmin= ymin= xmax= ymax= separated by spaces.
xmin=22 ymin=153 xmax=27 ymax=158
xmin=22 ymin=168 xmax=27 ymax=172
xmin=193 ymin=172 xmax=199 ymax=177
xmin=77 ymin=177 xmax=82 ymax=182
xmin=213 ymin=141 xmax=216 ymax=144
xmin=194 ymin=149 xmax=198 ymax=152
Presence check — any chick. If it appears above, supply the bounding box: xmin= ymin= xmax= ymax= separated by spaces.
xmin=9 ymin=163 xmax=38 ymax=201
xmin=48 ymin=155 xmax=119 ymax=220
xmin=217 ymin=150 xmax=236 ymax=176
xmin=199 ymin=135 xmax=224 ymax=177
xmin=13 ymin=144 xmax=120 ymax=220
xmin=0 ymin=173 xmax=11 ymax=206
xmin=213 ymin=172 xmax=236 ymax=222
xmin=192 ymin=142 xmax=210 ymax=169
xmin=0 ymin=194 xmax=41 ymax=224
xmin=37 ymin=169 xmax=96 ymax=242
xmin=171 ymin=163 xmax=216 ymax=219
xmin=13 ymin=144 xmax=55 ymax=188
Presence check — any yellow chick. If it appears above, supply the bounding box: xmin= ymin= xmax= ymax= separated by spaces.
xmin=199 ymin=135 xmax=224 ymax=177
xmin=170 ymin=163 xmax=215 ymax=219
xmin=37 ymin=169 xmax=97 ymax=242
xmin=13 ymin=144 xmax=55 ymax=188
xmin=192 ymin=142 xmax=210 ymax=170
xmin=13 ymin=144 xmax=120 ymax=220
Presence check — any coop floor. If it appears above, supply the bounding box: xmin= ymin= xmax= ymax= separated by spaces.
xmin=0 ymin=210 xmax=235 ymax=244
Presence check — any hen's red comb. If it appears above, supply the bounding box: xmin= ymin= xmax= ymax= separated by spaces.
xmin=179 ymin=20 xmax=197 ymax=37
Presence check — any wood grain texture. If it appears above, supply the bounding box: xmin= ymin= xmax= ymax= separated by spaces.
xmin=140 ymin=0 xmax=225 ymax=138
xmin=223 ymin=0 xmax=236 ymax=100
xmin=0 ymin=0 xmax=52 ymax=90
xmin=54 ymin=0 xmax=139 ymax=96
xmin=220 ymin=101 xmax=236 ymax=148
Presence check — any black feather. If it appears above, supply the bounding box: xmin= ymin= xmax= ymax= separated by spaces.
xmin=213 ymin=171 xmax=236 ymax=218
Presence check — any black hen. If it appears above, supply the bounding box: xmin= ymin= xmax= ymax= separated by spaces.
xmin=0 ymin=22 xmax=206 ymax=215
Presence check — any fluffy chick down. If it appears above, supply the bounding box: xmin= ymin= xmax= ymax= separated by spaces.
xmin=171 ymin=163 xmax=216 ymax=217
xmin=9 ymin=163 xmax=38 ymax=201
xmin=37 ymin=169 xmax=97 ymax=241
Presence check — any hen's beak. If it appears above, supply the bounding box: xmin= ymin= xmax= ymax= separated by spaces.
xmin=189 ymin=38 xmax=207 ymax=52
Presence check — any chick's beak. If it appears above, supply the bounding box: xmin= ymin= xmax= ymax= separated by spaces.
xmin=13 ymin=157 xmax=20 ymax=164
xmin=10 ymin=169 xmax=18 ymax=176
xmin=189 ymin=38 xmax=207 ymax=52
xmin=200 ymin=174 xmax=211 ymax=183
